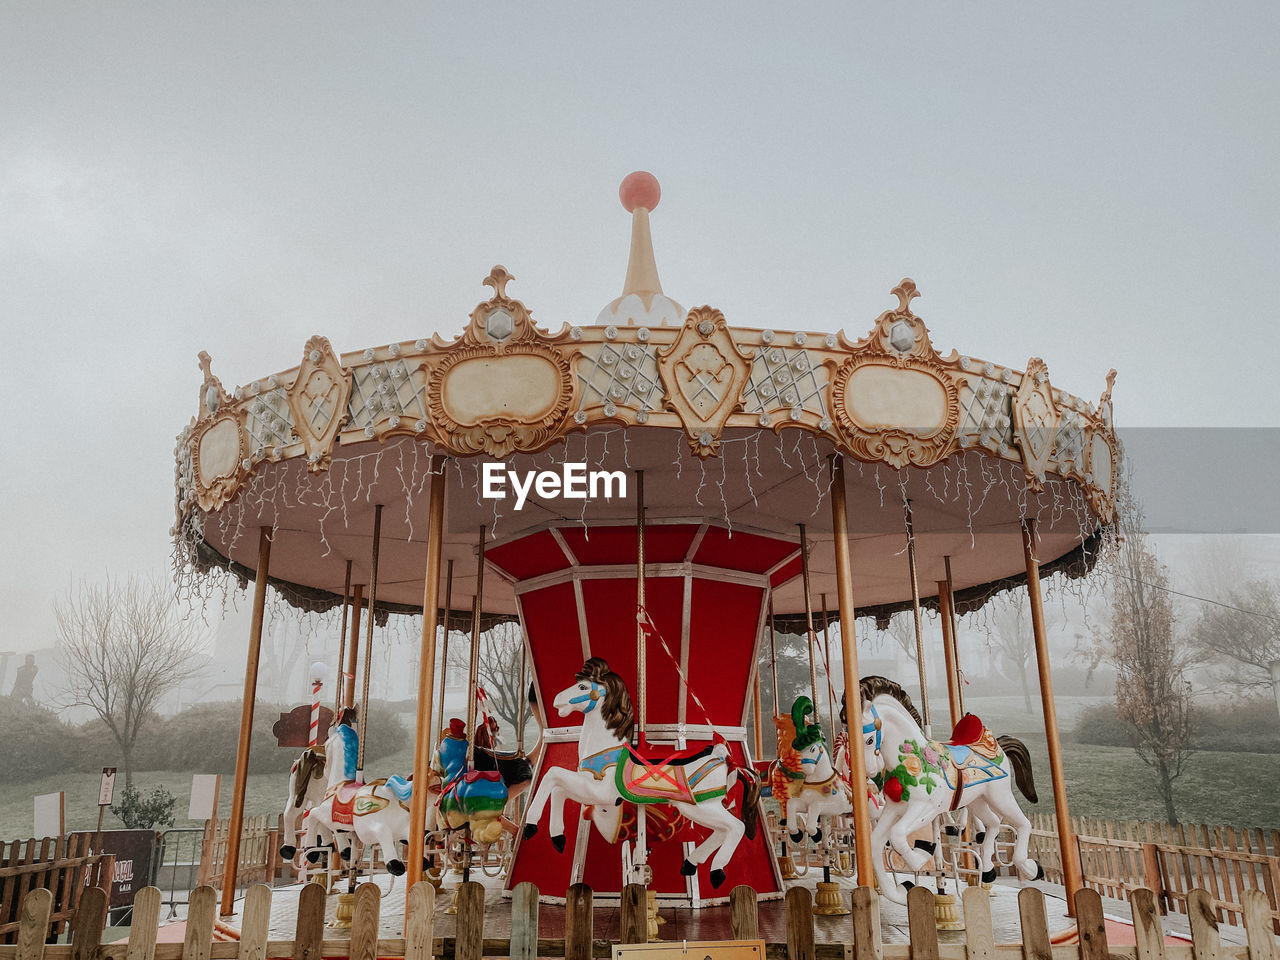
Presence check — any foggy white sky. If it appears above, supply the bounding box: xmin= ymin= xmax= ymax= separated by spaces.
xmin=3 ymin=3 xmax=1279 ymax=657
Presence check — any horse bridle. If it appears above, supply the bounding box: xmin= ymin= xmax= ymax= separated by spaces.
xmin=861 ymin=704 xmax=883 ymax=756
xmin=568 ymin=680 xmax=604 ymax=714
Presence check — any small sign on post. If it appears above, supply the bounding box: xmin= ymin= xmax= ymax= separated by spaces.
xmin=99 ymin=767 xmax=117 ymax=806
xmin=33 ymin=792 xmax=65 ymax=840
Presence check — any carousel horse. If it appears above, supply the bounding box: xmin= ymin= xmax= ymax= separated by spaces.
xmin=521 ymin=656 xmax=761 ymax=889
xmin=770 ymin=696 xmax=853 ymax=844
xmin=301 ymin=713 xmax=416 ymax=876
xmin=427 ymin=718 xmax=509 ymax=845
xmin=279 ymin=743 xmax=330 ymax=861
xmin=855 ymin=676 xmax=1040 ymax=903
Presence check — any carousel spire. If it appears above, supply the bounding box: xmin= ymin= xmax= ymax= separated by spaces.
xmin=595 ymin=171 xmax=685 ymax=327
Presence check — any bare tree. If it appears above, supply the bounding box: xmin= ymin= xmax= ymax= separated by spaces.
xmin=449 ymin=622 xmax=531 ymax=740
xmin=990 ymin=597 xmax=1035 ymax=713
xmin=1090 ymin=491 xmax=1195 ymax=824
xmin=1191 ymin=578 xmax=1280 ymax=697
xmin=56 ymin=576 xmax=206 ymax=786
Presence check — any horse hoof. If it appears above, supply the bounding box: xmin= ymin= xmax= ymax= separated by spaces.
xmin=1034 ymin=862 xmax=1045 ymax=881
xmin=339 ymin=847 xmax=352 ymax=861
xmin=615 ymin=797 xmax=623 ymax=806
xmin=902 ymin=881 xmax=915 ymax=891
xmin=279 ymin=844 xmax=296 ymax=860
xmin=975 ymin=831 xmax=986 ymax=843
xmin=943 ymin=825 xmax=959 ymax=837
xmin=709 ymin=869 xmax=726 ymax=889
xmin=981 ymin=867 xmax=998 ymax=883
xmin=810 ymin=829 xmax=823 ymax=844
xmin=680 ymin=859 xmax=697 ymax=877
xmin=778 ymin=817 xmax=787 ymax=826
xmin=305 ymin=850 xmax=321 ymax=864
xmin=386 ymin=859 xmax=406 ymax=876
xmin=789 ymin=831 xmax=803 ymax=844
xmin=551 ymin=834 xmax=566 ymax=853
xmin=523 ymin=823 xmax=538 ymax=841
xmin=913 ymin=839 xmax=936 ymax=855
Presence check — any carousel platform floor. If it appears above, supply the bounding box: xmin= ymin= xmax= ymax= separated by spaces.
xmin=206 ymin=871 xmax=1211 ymax=947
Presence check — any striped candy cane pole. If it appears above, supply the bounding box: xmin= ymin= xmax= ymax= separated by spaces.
xmin=308 ymin=662 xmax=328 ymax=747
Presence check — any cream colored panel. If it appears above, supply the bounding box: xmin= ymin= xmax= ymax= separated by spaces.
xmin=197 ymin=418 xmax=241 ymax=482
xmin=443 ymin=355 xmax=561 ymax=424
xmin=843 ymin=365 xmax=948 ymax=434
xmin=1091 ymin=434 xmax=1113 ymax=495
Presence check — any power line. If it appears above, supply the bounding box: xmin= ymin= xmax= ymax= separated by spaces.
xmin=1109 ymin=572 xmax=1280 ymax=625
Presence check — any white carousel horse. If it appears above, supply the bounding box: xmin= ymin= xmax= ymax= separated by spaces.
xmin=279 ymin=744 xmax=331 ymax=861
xmin=770 ymin=697 xmax=853 ymax=843
xmin=521 ymin=657 xmax=762 ymax=889
xmin=856 ymin=675 xmax=1041 ymax=903
xmin=301 ymin=717 xmax=416 ymax=876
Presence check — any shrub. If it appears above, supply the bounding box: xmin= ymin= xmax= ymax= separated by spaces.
xmin=111 ymin=783 xmax=177 ymax=829
xmin=0 ymin=696 xmax=85 ymax=781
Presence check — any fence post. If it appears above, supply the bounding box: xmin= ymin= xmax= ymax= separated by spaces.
xmin=960 ymin=888 xmax=992 ymax=960
xmin=1074 ymin=889 xmax=1110 ymax=960
xmin=126 ymin=887 xmax=161 ymax=960
xmin=405 ymin=882 xmax=437 ymax=960
xmin=455 ymin=882 xmax=485 ymax=960
xmin=730 ymin=885 xmax=759 ymax=941
xmin=906 ymin=887 xmax=939 ymax=960
xmin=1241 ymin=889 xmax=1277 ymax=960
xmin=1016 ymin=888 xmax=1051 ymax=960
xmin=509 ymin=882 xmax=538 ymax=960
xmin=1130 ymin=889 xmax=1167 ymax=960
xmin=784 ymin=886 xmax=814 ymax=960
xmin=14 ymin=887 xmax=51 ymax=960
xmin=350 ymin=883 xmax=381 ymax=960
xmin=1187 ymin=889 xmax=1222 ymax=960
xmin=182 ymin=887 xmax=217 ymax=960
xmin=621 ymin=884 xmax=646 ymax=944
xmin=68 ymin=887 xmax=105 ymax=960
xmin=293 ymin=882 xmax=326 ymax=960
xmin=565 ymin=883 xmax=593 ymax=960
xmin=1141 ymin=842 xmax=1166 ymax=914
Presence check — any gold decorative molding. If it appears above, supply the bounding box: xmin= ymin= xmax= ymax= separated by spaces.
xmin=656 ymin=306 xmax=753 ymax=457
xmin=197 ymin=351 xmax=230 ymax=423
xmin=190 ymin=409 xmax=248 ymax=512
xmin=425 ymin=267 xmax=575 ymax=457
xmin=829 ymin=281 xmax=960 ymax=469
xmin=287 ymin=336 xmax=352 ymax=471
xmin=1011 ymin=357 xmax=1060 ymax=491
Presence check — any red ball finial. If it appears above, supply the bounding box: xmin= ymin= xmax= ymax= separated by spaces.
xmin=619 ymin=171 xmax=661 ymax=213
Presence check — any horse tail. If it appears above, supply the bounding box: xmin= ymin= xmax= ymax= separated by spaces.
xmin=739 ymin=769 xmax=763 ymax=840
xmin=996 ymin=736 xmax=1038 ymax=804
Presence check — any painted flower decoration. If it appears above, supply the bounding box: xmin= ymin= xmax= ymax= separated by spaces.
xmin=902 ymin=753 xmax=923 ymax=776
xmin=922 ymin=745 xmax=939 ymax=765
xmin=901 ymin=741 xmax=915 ymax=754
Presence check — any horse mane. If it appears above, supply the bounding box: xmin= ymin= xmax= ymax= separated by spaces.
xmin=838 ymin=676 xmax=925 ymax=729
xmin=292 ymin=748 xmax=324 ymax=809
xmin=575 ymin=657 xmax=634 ymax=742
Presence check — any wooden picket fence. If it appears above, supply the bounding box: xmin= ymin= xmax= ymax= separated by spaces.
xmin=196 ymin=816 xmax=281 ymax=891
xmin=1029 ymin=814 xmax=1280 ymax=933
xmin=2 ymin=879 xmax=1278 ymax=960
xmin=0 ymin=836 xmax=113 ymax=944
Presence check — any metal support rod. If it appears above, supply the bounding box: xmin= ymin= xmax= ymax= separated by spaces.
xmin=344 ymin=583 xmax=363 ymax=709
xmin=435 ymin=559 xmax=455 ymax=752
xmin=937 ymin=572 xmax=962 ymax=732
xmin=465 ymin=526 xmax=487 ymax=769
xmin=820 ymin=593 xmax=839 ymax=746
xmin=797 ymin=523 xmax=821 ymax=729
xmin=357 ymin=504 xmax=383 ymax=776
xmin=752 ymin=671 xmax=763 ymax=759
xmin=635 ymin=470 xmax=647 ymax=747
xmin=516 ymin=626 xmax=528 ymax=754
xmin=902 ymin=499 xmax=931 ymax=735
xmin=830 ymin=456 xmax=873 ymax=886
xmin=407 ymin=465 xmax=447 ymax=890
xmin=334 ymin=560 xmax=352 ymax=715
xmin=221 ymin=526 xmax=271 ymax=916
xmin=1023 ymin=518 xmax=1083 ymax=912
xmin=768 ymin=594 xmax=779 ymax=718
xmin=944 ymin=555 xmax=965 ymax=717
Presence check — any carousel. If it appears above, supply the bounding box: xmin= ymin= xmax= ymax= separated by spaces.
xmin=173 ymin=172 xmax=1118 ymax=918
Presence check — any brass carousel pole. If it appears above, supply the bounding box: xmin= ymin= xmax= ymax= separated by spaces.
xmin=333 ymin=560 xmax=352 ymax=716
xmin=220 ymin=526 xmax=271 ymax=916
xmin=797 ymin=524 xmax=822 ymax=729
xmin=633 ymin=470 xmax=649 ymax=884
xmin=462 ymin=525 xmax=487 ymax=885
xmin=944 ymin=555 xmax=965 ymax=717
xmin=435 ymin=559 xmax=455 ymax=751
xmin=1023 ymin=518 xmax=1082 ymax=912
xmin=820 ymin=594 xmax=838 ymax=748
xmin=344 ymin=583 xmax=363 ymax=709
xmin=408 ymin=464 xmax=447 ymax=890
xmin=937 ymin=560 xmax=962 ymax=731
xmin=357 ymin=504 xmax=382 ymax=781
xmin=902 ymin=499 xmax=931 ymax=737
xmin=830 ymin=456 xmax=873 ymax=887
xmin=768 ymin=594 xmax=780 ymax=719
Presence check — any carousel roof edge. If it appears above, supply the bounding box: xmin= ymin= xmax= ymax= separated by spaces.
xmin=175 ymin=273 xmax=1120 ymax=535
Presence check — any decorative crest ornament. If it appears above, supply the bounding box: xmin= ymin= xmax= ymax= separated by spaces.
xmin=830 ymin=281 xmax=960 ymax=469
xmin=425 ymin=268 xmax=575 ymax=457
xmin=197 ymin=351 xmax=230 ymax=422
xmin=657 ymin=306 xmax=752 ymax=457
xmin=287 ymin=336 xmax=352 ymax=471
xmin=189 ymin=353 xmax=249 ymax=511
xmin=1011 ymin=357 xmax=1059 ymax=490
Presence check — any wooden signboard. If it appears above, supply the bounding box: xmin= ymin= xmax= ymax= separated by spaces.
xmin=614 ymin=941 xmax=766 ymax=960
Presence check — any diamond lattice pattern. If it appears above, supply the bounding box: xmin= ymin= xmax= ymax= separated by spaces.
xmin=347 ymin=360 xmax=428 ymax=430
xmin=742 ymin=347 xmax=827 ymax=417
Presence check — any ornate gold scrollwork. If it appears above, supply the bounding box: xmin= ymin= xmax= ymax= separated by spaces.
xmin=1084 ymin=369 xmax=1119 ymax=522
xmin=189 ymin=354 xmax=249 ymax=511
xmin=287 ymin=336 xmax=352 ymax=472
xmin=829 ymin=281 xmax=960 ymax=469
xmin=1012 ymin=357 xmax=1060 ymax=491
xmin=425 ymin=267 xmax=575 ymax=457
xmin=656 ymin=306 xmax=753 ymax=457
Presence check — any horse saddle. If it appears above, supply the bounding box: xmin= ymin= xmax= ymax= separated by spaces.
xmin=617 ymin=745 xmax=726 ymax=805
xmin=946 ymin=713 xmax=1003 ymax=763
xmin=329 ymin=780 xmax=365 ymax=826
xmin=384 ymin=775 xmax=413 ymax=803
